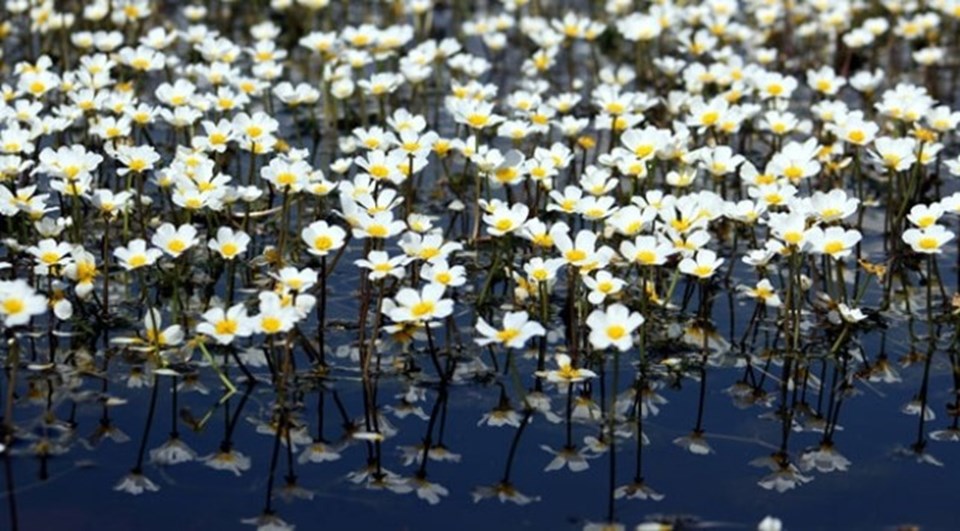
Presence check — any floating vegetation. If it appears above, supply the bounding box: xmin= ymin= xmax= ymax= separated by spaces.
xmin=1 ymin=0 xmax=960 ymax=529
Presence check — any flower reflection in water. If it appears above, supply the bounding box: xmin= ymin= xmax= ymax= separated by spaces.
xmin=4 ymin=0 xmax=960 ymax=530
xmin=114 ymin=470 xmax=160 ymax=496
xmin=203 ymin=447 xmax=252 ymax=477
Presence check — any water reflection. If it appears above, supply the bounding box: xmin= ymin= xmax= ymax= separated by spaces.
xmin=1 ymin=284 xmax=958 ymax=530
xmin=2 ymin=0 xmax=960 ymax=530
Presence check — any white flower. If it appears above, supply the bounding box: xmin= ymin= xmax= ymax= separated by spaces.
xmin=113 ymin=239 xmax=162 ymax=270
xmin=197 ymin=304 xmax=254 ymax=344
xmin=582 ymin=270 xmax=626 ymax=305
xmin=483 ymin=202 xmax=529 ymax=236
xmin=143 ymin=308 xmax=184 ymax=348
xmin=421 ymin=259 xmax=466 ymax=288
xmin=475 ymin=311 xmax=545 ymax=349
xmin=208 ymin=227 xmax=251 ymax=260
xmin=805 ymin=226 xmax=862 ymax=260
xmin=535 ymin=354 xmax=597 ymax=383
xmin=0 ymin=279 xmax=48 ymax=327
xmin=355 ymin=250 xmax=408 ymax=281
xmin=738 ymin=279 xmax=781 ymax=308
xmin=301 ymin=220 xmax=347 ymax=257
xmin=586 ymin=304 xmax=644 ymax=351
xmin=902 ymin=224 xmax=954 ymax=254
xmin=389 ymin=283 xmax=454 ymax=322
xmin=679 ymin=249 xmax=725 ymax=279
xmin=151 ymin=223 xmax=199 ymax=258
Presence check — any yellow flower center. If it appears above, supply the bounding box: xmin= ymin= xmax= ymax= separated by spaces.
xmin=494 ymin=218 xmax=514 ymax=232
xmin=40 ymin=251 xmax=61 ymax=264
xmin=63 ymin=165 xmax=81 ymax=179
xmin=167 ymin=239 xmax=187 ymax=253
xmin=466 ymin=113 xmax=489 ymax=128
xmin=496 ymin=328 xmax=520 ymax=342
xmin=419 ymin=247 xmax=440 ymax=260
xmin=145 ymin=328 xmax=163 ymax=345
xmin=606 ymin=324 xmax=626 ymax=339
xmin=565 ymin=249 xmax=587 ymax=262
xmin=633 ymin=143 xmax=655 ymax=158
xmin=824 ymin=240 xmax=845 ymax=255
xmin=411 ymin=301 xmax=435 ymax=318
xmin=367 ymin=224 xmax=388 ymax=238
xmin=701 ymin=111 xmax=719 ymax=126
xmin=693 ymin=265 xmax=714 ymax=277
xmin=623 ymin=221 xmax=642 ymax=235
xmin=313 ymin=235 xmax=332 ymax=251
xmin=369 ymin=165 xmax=390 ymax=179
xmin=220 ymin=242 xmax=240 ymax=258
xmin=77 ymin=261 xmax=97 ymax=282
xmin=764 ymin=193 xmax=784 ymax=205
xmin=636 ymin=250 xmax=657 ymax=265
xmin=2 ymin=298 xmax=24 ymax=315
xmin=557 ymin=364 xmax=579 ymax=380
xmin=783 ymin=166 xmax=803 ymax=180
xmin=261 ymin=316 xmax=282 ymax=333
xmin=671 ymin=218 xmax=691 ymax=232
xmin=821 ymin=207 xmax=841 ymax=220
xmin=215 ymin=319 xmax=238 ymax=335
xmin=495 ymin=168 xmax=517 ymax=183
xmin=918 ymin=236 xmax=940 ymax=251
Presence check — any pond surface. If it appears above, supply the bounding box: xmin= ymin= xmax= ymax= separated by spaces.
xmin=2 ymin=1 xmax=960 ymax=530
